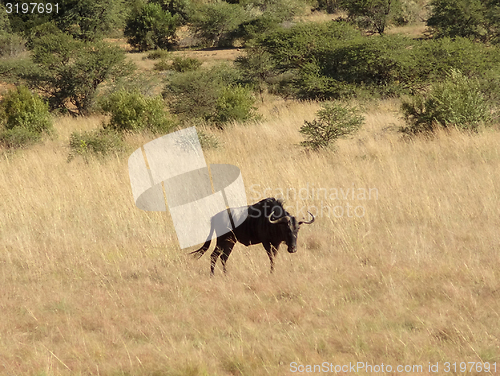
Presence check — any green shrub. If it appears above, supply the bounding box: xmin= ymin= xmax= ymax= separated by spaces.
xmin=340 ymin=0 xmax=421 ymax=32
xmin=410 ymin=37 xmax=500 ymax=85
xmin=171 ymin=56 xmax=202 ymax=72
xmin=235 ymin=47 xmax=276 ymax=96
xmin=312 ymin=35 xmax=415 ymax=97
xmin=245 ymin=21 xmax=364 ymax=99
xmin=267 ymin=72 xmax=298 ymax=99
xmin=197 ymin=128 xmax=219 ymax=149
xmin=231 ymin=15 xmax=282 ymax=45
xmin=477 ymin=70 xmax=500 ymax=104
xmin=0 ymin=4 xmax=11 ymax=33
xmin=314 ymin=0 xmax=340 ymax=13
xmin=0 ymin=86 xmax=53 ymax=148
xmin=53 ymin=0 xmax=125 ymax=42
xmin=0 ymin=127 xmax=42 ymax=148
xmin=212 ymin=85 xmax=258 ymax=127
xmin=0 ymin=86 xmax=52 ymax=133
xmin=427 ymin=0 xmax=488 ymax=41
xmin=163 ymin=65 xmax=256 ymax=126
xmin=145 ymin=49 xmax=171 ymax=60
xmin=230 ymin=0 xmax=306 ymax=44
xmin=163 ymin=69 xmax=222 ymax=119
xmin=163 ymin=63 xmax=242 ymax=121
xmin=153 ymin=58 xmax=172 ymax=71
xmin=265 ymin=34 xmax=414 ymax=100
xmin=257 ymin=21 xmax=360 ymax=72
xmin=68 ymin=129 xmax=125 ymax=162
xmin=401 ymin=70 xmax=491 ymax=134
xmin=340 ymin=0 xmax=395 ymax=34
xmin=151 ymin=0 xmax=194 ymax=25
xmin=101 ymin=90 xmax=176 ymax=134
xmin=300 ymin=102 xmax=364 ymax=150
xmin=293 ymin=61 xmax=357 ymax=100
xmin=124 ymin=2 xmax=180 ymax=51
xmin=253 ymin=27 xmax=500 ymax=100
xmin=191 ymin=2 xmax=249 ymax=47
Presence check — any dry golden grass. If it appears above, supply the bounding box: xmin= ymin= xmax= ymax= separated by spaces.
xmin=1 ymin=96 xmax=499 ymax=375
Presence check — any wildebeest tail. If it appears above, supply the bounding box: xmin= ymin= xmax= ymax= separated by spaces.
xmin=189 ymin=226 xmax=214 ymax=259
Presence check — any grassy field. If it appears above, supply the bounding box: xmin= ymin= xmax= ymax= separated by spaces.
xmin=1 ymin=94 xmax=500 ymax=375
xmin=1 ymin=6 xmax=500 ymax=374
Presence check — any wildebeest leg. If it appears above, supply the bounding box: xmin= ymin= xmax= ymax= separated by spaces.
xmin=210 ymin=247 xmax=222 ymax=275
xmin=263 ymin=242 xmax=275 ymax=273
xmin=220 ymin=239 xmax=236 ymax=274
xmin=271 ymin=242 xmax=280 ymax=259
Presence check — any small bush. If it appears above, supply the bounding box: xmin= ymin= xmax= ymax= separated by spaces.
xmin=153 ymin=58 xmax=172 ymax=71
xmin=401 ymin=69 xmax=491 ymax=134
xmin=212 ymin=85 xmax=258 ymax=127
xmin=300 ymin=102 xmax=364 ymax=150
xmin=68 ymin=129 xmax=125 ymax=162
xmin=171 ymin=56 xmax=202 ymax=72
xmin=0 ymin=127 xmax=42 ymax=148
xmin=197 ymin=128 xmax=219 ymax=149
xmin=154 ymin=55 xmax=202 ymax=72
xmin=0 ymin=86 xmax=53 ymax=148
xmin=293 ymin=63 xmax=357 ymax=100
xmin=101 ymin=90 xmax=176 ymax=134
xmin=145 ymin=49 xmax=170 ymax=60
xmin=163 ymin=63 xmax=242 ymax=121
xmin=164 ymin=70 xmax=221 ymax=119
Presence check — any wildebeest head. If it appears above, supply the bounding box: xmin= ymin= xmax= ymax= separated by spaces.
xmin=268 ymin=208 xmax=315 ymax=253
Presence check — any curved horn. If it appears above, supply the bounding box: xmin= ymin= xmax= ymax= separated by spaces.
xmin=268 ymin=212 xmax=290 ymax=224
xmin=299 ymin=211 xmax=315 ymax=225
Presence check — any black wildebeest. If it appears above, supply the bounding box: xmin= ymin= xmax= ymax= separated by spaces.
xmin=190 ymin=197 xmax=315 ymax=274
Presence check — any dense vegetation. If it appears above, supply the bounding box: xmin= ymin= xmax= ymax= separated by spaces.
xmin=0 ymin=0 xmax=499 ymax=152
xmin=0 ymin=85 xmax=53 ymax=147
